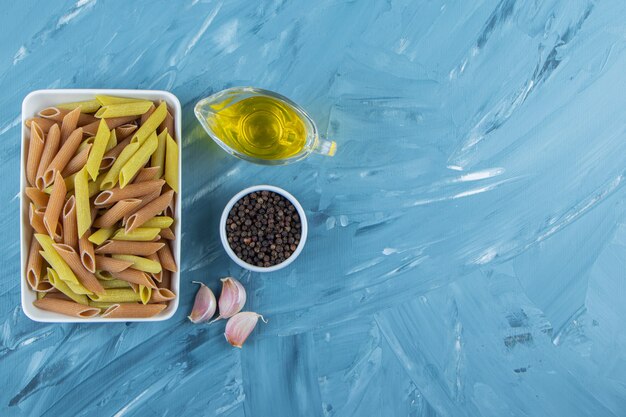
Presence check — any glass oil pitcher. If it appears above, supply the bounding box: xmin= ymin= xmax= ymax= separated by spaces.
xmin=194 ymin=87 xmax=336 ymax=165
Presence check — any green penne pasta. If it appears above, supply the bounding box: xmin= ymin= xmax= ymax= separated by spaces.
xmin=112 ymin=254 xmax=162 ymax=274
xmin=95 ymin=270 xmax=115 ymax=280
xmin=139 ymin=285 xmax=151 ymax=305
xmin=96 ymin=95 xmax=147 ymax=106
xmin=36 ymin=291 xmax=46 ymax=300
xmin=35 ymin=234 xmax=80 ymax=286
xmin=119 ymin=132 xmax=158 ymax=188
xmin=111 ymin=227 xmax=161 ymax=241
xmin=47 ymin=268 xmax=89 ymax=304
xmin=100 ymin=141 xmax=141 ymax=190
xmin=57 ymin=99 xmax=101 ymax=113
xmin=89 ymin=227 xmax=116 ymax=245
xmin=88 ymin=288 xmax=141 ymax=303
xmin=74 ymin=168 xmax=91 ymax=238
xmin=142 ymin=216 xmax=173 ymax=229
xmin=164 ymin=133 xmax=179 ymax=193
xmin=77 ymin=139 xmax=93 ymax=153
xmin=86 ymin=120 xmax=110 ymax=180
xmin=131 ymin=101 xmax=167 ymax=144
xmin=89 ymin=175 xmax=105 ymax=197
xmin=105 ymin=129 xmax=118 ymax=152
xmin=95 ymin=101 xmax=154 ymax=118
xmin=151 ymin=129 xmax=167 ymax=178
xmin=98 ymin=279 xmax=131 ymax=289
xmin=88 ymin=300 xmax=118 ymax=309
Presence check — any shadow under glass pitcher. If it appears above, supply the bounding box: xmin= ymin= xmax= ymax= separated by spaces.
xmin=194 ymin=87 xmax=336 ymax=165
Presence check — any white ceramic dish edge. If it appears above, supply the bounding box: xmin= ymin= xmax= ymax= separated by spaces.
xmin=219 ymin=185 xmax=308 ymax=273
xmin=20 ymin=89 xmax=182 ymax=323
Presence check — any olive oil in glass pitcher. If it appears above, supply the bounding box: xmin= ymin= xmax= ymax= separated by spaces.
xmin=194 ymin=87 xmax=336 ymax=165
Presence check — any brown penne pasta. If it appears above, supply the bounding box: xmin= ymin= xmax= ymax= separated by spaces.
xmin=42 ymin=127 xmax=83 ymax=188
xmin=60 ymin=107 xmax=81 ymax=143
xmin=43 ymin=172 xmax=66 ymax=238
xmin=111 ymin=268 xmax=157 ymax=288
xmin=125 ymin=190 xmax=174 ymax=232
xmin=26 ymin=122 xmax=45 ymax=187
xmin=159 ymin=227 xmax=175 ymax=240
xmin=26 ymin=238 xmax=44 ymax=290
xmin=42 ymin=292 xmax=73 ymax=301
xmin=160 ymin=269 xmax=171 ymax=289
xmin=101 ymin=303 xmax=166 ymax=319
xmin=95 ymin=240 xmax=164 ymax=256
xmin=62 ymin=143 xmax=92 ymax=177
xmin=149 ymin=288 xmax=176 ymax=303
xmin=94 ymin=255 xmax=133 ymax=272
xmin=133 ymin=167 xmax=160 ymax=183
xmin=25 ymin=117 xmax=59 ymax=133
xmin=140 ymin=104 xmax=156 ymax=125
xmin=122 ymin=189 xmax=160 ymax=225
xmin=93 ymin=199 xmax=142 ymax=228
xmin=39 ymin=107 xmax=96 ymax=126
xmin=35 ymin=124 xmax=61 ymax=190
xmin=29 ymin=204 xmax=47 ymax=234
xmin=82 ymin=116 xmax=137 ymax=136
xmin=52 ymin=243 xmax=104 ymax=295
xmin=94 ymin=179 xmax=164 ymax=206
xmin=62 ymin=196 xmax=78 ymax=249
xmin=157 ymin=243 xmax=177 ymax=272
xmin=158 ymin=108 xmax=175 ymax=139
xmin=115 ymin=123 xmax=138 ymax=140
xmin=33 ymin=298 xmax=100 ymax=318
xmin=79 ymin=232 xmax=96 ymax=273
xmin=25 ymin=187 xmax=49 ymax=208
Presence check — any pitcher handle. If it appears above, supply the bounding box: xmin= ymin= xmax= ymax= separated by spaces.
xmin=312 ymin=137 xmax=337 ymax=157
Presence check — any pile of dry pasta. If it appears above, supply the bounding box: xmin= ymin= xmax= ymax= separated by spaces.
xmin=24 ymin=96 xmax=179 ymax=319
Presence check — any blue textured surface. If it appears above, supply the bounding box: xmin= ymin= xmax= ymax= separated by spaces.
xmin=2 ymin=0 xmax=626 ymax=416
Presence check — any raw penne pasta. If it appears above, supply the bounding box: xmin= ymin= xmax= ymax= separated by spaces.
xmin=95 ymin=240 xmax=164 ymax=256
xmin=125 ymin=190 xmax=174 ymax=232
xmin=26 ymin=238 xmax=44 ymax=290
xmin=157 ymin=243 xmax=177 ymax=272
xmin=26 ymin=122 xmax=45 ymax=186
xmin=142 ymin=216 xmax=173 ymax=229
xmin=100 ymin=141 xmax=141 ymax=190
xmin=159 ymin=227 xmax=175 ymax=240
xmin=112 ymin=227 xmax=161 ymax=242
xmin=94 ymin=255 xmax=132 ymax=272
xmin=158 ymin=108 xmax=175 ymax=139
xmin=105 ymin=129 xmax=117 ymax=153
xmin=82 ymin=115 xmax=137 ymax=136
xmin=42 ymin=127 xmax=83 ymax=187
xmin=123 ymin=189 xmax=160 ymax=224
xmin=160 ymin=269 xmax=171 ymax=289
xmin=41 ymin=291 xmax=71 ymax=301
xmin=111 ymin=268 xmax=157 ymax=288
xmin=43 ymin=172 xmax=66 ymax=238
xmin=60 ymin=107 xmax=81 ymax=143
xmin=96 ymin=95 xmax=146 ymax=106
xmin=53 ymin=244 xmax=104 ymax=295
xmin=164 ymin=133 xmax=179 ymax=193
xmin=115 ymin=123 xmax=138 ymax=140
xmin=164 ymin=195 xmax=175 ymax=219
xmin=104 ymin=137 xmax=132 ymax=160
xmin=79 ymin=233 xmax=96 ymax=273
xmin=119 ymin=132 xmax=158 ymax=188
xmin=95 ymin=270 xmax=114 ymax=280
xmin=131 ymin=101 xmax=167 ymax=144
xmin=95 ymin=101 xmax=153 ymax=118
xmin=88 ymin=300 xmax=117 ymax=309
xmin=139 ymin=285 xmax=152 ymax=304
xmin=111 ymin=254 xmax=161 ymax=274
xmin=129 ymin=282 xmax=139 ymax=292
xmin=88 ymin=288 xmax=141 ymax=303
xmin=25 ymin=187 xmax=49 ymax=208
xmin=74 ymin=168 xmax=91 ymax=238
xmin=94 ymin=179 xmax=164 ymax=206
xmin=86 ymin=119 xmax=110 ymax=180
xmin=32 ymin=235 xmax=80 ymax=285
xmin=88 ymin=227 xmax=115 ymax=245
xmin=151 ymin=129 xmax=167 ymax=178
xmin=88 ymin=175 xmax=105 ymax=198
xmin=102 ymin=303 xmax=166 ymax=318
xmin=99 ymin=279 xmax=131 ymax=289
xmin=40 ymin=107 xmax=97 ymax=126
xmin=146 ymin=252 xmax=162 ymax=282
xmin=133 ymin=166 xmax=160 ymax=183
xmin=93 ymin=199 xmax=141 ymax=228
xmin=33 ymin=298 xmax=100 ymax=318
xmin=29 ymin=204 xmax=47 ymax=234
xmin=140 ymin=104 xmax=156 ymax=125
xmin=57 ymin=99 xmax=101 ymax=113
xmin=35 ymin=124 xmax=61 ymax=190
xmin=25 ymin=117 xmax=59 ymax=133
xmin=62 ymin=143 xmax=92 ymax=177
xmin=149 ymin=288 xmax=176 ymax=303
xmin=62 ymin=196 xmax=78 ymax=249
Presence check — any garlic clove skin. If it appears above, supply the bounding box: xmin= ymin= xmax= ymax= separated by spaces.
xmin=213 ymin=277 xmax=247 ymax=322
xmin=224 ymin=312 xmax=267 ymax=348
xmin=188 ymin=281 xmax=217 ymax=323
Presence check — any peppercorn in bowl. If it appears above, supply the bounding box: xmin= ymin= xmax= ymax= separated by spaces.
xmin=219 ymin=185 xmax=308 ymax=272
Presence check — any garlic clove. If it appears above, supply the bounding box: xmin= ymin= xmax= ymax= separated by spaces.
xmin=212 ymin=277 xmax=247 ymax=322
xmin=188 ymin=281 xmax=217 ymax=323
xmin=224 ymin=312 xmax=267 ymax=348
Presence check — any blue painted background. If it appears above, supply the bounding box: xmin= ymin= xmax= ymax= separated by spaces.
xmin=2 ymin=0 xmax=626 ymax=416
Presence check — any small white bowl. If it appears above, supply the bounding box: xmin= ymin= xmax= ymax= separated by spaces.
xmin=220 ymin=185 xmax=308 ymax=273
xmin=21 ymin=89 xmax=182 ymax=322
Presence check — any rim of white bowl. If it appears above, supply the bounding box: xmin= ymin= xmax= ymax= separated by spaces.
xmin=220 ymin=185 xmax=308 ymax=273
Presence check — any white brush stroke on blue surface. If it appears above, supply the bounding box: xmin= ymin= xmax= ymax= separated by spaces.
xmin=1 ymin=0 xmax=626 ymax=416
